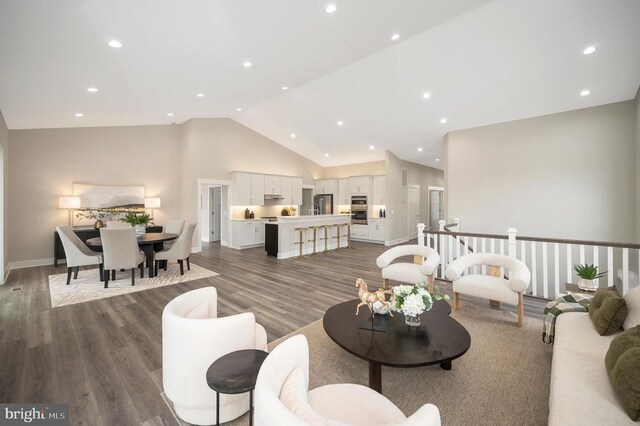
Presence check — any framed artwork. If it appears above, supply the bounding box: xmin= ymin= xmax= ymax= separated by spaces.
xmin=71 ymin=184 xmax=145 ymax=226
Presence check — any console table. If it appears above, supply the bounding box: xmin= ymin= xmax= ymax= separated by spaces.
xmin=54 ymin=225 xmax=163 ymax=266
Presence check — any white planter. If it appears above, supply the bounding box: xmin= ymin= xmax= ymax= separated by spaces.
xmin=577 ymin=277 xmax=598 ymax=292
xmin=134 ymin=224 xmax=146 ymax=237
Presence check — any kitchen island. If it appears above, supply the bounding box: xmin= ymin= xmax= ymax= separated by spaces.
xmin=265 ymin=214 xmax=351 ymax=259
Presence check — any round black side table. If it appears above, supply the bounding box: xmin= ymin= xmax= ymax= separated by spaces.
xmin=206 ymin=349 xmax=268 ymax=426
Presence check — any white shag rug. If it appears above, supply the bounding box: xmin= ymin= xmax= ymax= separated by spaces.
xmin=48 ymin=262 xmax=218 ymax=308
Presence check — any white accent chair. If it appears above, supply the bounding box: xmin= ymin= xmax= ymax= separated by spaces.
xmin=162 ymin=287 xmax=268 ymax=425
xmin=255 ymin=335 xmax=441 ymax=426
xmin=105 ymin=220 xmax=131 ymax=228
xmin=155 ymin=223 xmax=196 ymax=275
xmin=100 ymin=228 xmax=145 ymax=288
xmin=376 ymin=245 xmax=441 ymax=292
xmin=56 ymin=225 xmax=103 ymax=284
xmin=445 ymin=253 xmax=531 ymax=327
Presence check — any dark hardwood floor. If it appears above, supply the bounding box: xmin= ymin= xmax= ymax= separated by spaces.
xmin=0 ymin=241 xmax=546 ymax=425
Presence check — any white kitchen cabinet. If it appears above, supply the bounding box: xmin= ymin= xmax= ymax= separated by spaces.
xmin=351 ymin=224 xmax=369 ymax=240
xmin=231 ymin=220 xmax=267 ymax=248
xmin=250 ymin=174 xmax=264 ymax=205
xmin=372 ymin=176 xmax=386 ymax=205
xmin=281 ymin=176 xmax=292 ymax=203
xmin=291 ymin=177 xmax=303 ymax=205
xmin=338 ymin=178 xmax=350 ymax=205
xmin=315 ymin=179 xmax=337 ymax=195
xmin=369 ymin=219 xmax=386 ymax=241
xmin=231 ymin=172 xmax=252 ymax=205
xmin=264 ymin=175 xmax=282 ymax=195
xmin=349 ymin=176 xmax=370 ymax=195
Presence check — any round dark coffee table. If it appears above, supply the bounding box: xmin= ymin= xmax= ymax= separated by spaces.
xmin=323 ymin=299 xmax=471 ymax=394
xmin=206 ymin=349 xmax=268 ymax=426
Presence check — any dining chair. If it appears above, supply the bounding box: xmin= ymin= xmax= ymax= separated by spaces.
xmin=164 ymin=219 xmax=185 ymax=235
xmin=106 ymin=221 xmax=131 ymax=228
xmin=155 ymin=223 xmax=196 ymax=275
xmin=56 ymin=225 xmax=103 ymax=284
xmin=100 ymin=228 xmax=146 ymax=288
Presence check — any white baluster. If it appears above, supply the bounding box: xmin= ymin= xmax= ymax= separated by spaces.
xmin=566 ymin=245 xmax=572 ymax=284
xmin=554 ymin=243 xmax=560 ymax=297
xmin=490 ymin=239 xmax=495 ymax=254
xmin=542 ymin=242 xmax=548 ymax=299
xmin=448 ymin=234 xmax=453 ymax=264
xmin=472 ymin=237 xmax=478 ymax=273
xmin=579 ymin=245 xmax=585 ymax=265
xmin=507 ymin=228 xmax=518 ymax=257
xmin=531 ymin=241 xmax=537 ymax=297
xmin=499 ymin=239 xmax=504 ymax=255
xmin=607 ymin=247 xmax=613 ymax=287
xmin=623 ymin=248 xmax=629 ymax=294
xmin=593 ymin=246 xmax=599 ymax=287
xmin=482 ymin=238 xmax=487 ymax=275
xmin=439 ymin=234 xmax=445 ymax=279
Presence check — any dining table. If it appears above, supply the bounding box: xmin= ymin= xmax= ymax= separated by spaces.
xmin=86 ymin=232 xmax=178 ymax=278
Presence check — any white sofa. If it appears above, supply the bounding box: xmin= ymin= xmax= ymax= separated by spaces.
xmin=549 ymin=286 xmax=640 ymax=425
xmin=162 ymin=287 xmax=268 ymax=425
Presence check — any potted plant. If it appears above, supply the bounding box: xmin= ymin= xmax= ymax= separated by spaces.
xmin=573 ymin=263 xmax=606 ymax=292
xmin=389 ymin=281 xmax=449 ymax=326
xmin=121 ymin=211 xmax=154 ymax=237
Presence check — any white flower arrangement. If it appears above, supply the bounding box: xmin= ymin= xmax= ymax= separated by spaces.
xmin=390 ymin=281 xmax=449 ymax=318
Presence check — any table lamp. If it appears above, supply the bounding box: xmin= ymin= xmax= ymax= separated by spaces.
xmin=59 ymin=196 xmax=81 ymax=225
xmin=145 ymin=197 xmax=161 ymax=218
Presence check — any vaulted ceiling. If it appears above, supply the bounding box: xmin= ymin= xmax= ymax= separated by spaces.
xmin=1 ymin=0 xmax=639 ymax=169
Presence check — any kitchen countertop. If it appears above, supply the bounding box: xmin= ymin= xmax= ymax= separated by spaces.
xmin=230 ymin=218 xmax=271 ymax=222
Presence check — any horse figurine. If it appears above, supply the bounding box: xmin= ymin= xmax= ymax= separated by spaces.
xmin=355 ymin=278 xmax=393 ymax=316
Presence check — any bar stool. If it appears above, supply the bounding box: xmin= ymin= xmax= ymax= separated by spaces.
xmin=320 ymin=225 xmax=330 ymax=254
xmin=332 ymin=224 xmax=343 ymax=251
xmin=308 ymin=226 xmax=320 ymax=255
xmin=294 ymin=227 xmax=307 ymax=260
xmin=343 ymin=223 xmax=353 ymax=249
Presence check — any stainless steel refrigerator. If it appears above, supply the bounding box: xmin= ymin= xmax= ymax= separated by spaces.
xmin=313 ymin=194 xmax=333 ymax=215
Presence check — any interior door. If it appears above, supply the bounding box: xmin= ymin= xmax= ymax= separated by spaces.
xmin=407 ymin=187 xmax=420 ymax=238
xmin=429 ymin=189 xmax=444 ymax=230
xmin=210 ymin=187 xmax=221 ymax=242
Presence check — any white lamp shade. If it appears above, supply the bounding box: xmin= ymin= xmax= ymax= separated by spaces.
xmin=59 ymin=196 xmax=81 ymax=209
xmin=145 ymin=197 xmax=161 ymax=209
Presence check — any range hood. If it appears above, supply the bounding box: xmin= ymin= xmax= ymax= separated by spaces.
xmin=264 ymin=194 xmax=284 ymax=200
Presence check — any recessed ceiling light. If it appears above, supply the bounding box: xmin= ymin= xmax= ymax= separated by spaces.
xmin=435 ymin=158 xmax=440 ymax=162
xmin=337 ymin=120 xmax=344 ymax=126
xmin=282 ymin=86 xmax=289 ymax=91
xmin=196 ymin=93 xmax=204 ymax=97
xmin=325 ymin=4 xmax=337 ymax=14
xmin=167 ymin=113 xmax=174 ymax=116
xmin=391 ymin=34 xmax=400 ymax=41
xmin=324 ymin=153 xmax=330 ymax=157
xmin=236 ymin=107 xmax=243 ymax=111
xmin=422 ymin=92 xmax=430 ymax=99
xmin=87 ymin=87 xmax=98 ymax=93
xmin=74 ymin=113 xmax=84 ymax=117
xmin=107 ymin=40 xmax=122 ymax=48
xmin=583 ymin=46 xmax=596 ymax=55
xmin=440 ymin=118 xmax=447 ymax=124
xmin=580 ymin=89 xmax=591 ymax=96
xmin=417 ymin=147 xmax=423 ymax=152
xmin=291 ymin=133 xmax=296 ymax=138
xmin=243 ymin=61 xmax=252 ymax=68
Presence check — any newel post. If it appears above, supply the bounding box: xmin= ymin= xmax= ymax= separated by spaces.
xmin=453 ymin=218 xmax=460 ymax=231
xmin=417 ymin=223 xmax=425 ymax=246
xmin=507 ymin=228 xmax=518 ymax=257
xmin=438 ymin=220 xmax=446 ymax=231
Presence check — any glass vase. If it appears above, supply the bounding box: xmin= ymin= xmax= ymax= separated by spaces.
xmin=404 ymin=314 xmax=421 ymax=327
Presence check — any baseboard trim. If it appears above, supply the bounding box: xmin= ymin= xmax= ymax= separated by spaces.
xmin=385 ymin=237 xmax=410 ymax=246
xmin=9 ymin=258 xmax=56 ymax=270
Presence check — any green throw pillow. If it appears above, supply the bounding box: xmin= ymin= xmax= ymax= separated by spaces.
xmin=605 ymin=326 xmax=640 ymax=420
xmin=588 ymin=288 xmax=628 ymax=335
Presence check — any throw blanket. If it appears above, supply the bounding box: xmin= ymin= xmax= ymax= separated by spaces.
xmin=542 ymin=293 xmax=592 ymax=344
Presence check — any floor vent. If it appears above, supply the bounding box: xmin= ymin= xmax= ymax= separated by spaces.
xmin=10 ymin=286 xmax=23 ymax=292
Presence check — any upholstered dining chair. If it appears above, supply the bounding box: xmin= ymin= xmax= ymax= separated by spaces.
xmin=154 ymin=223 xmax=196 ymax=275
xmin=163 ymin=287 xmax=268 ymax=425
xmin=375 ymin=245 xmax=441 ymax=292
xmin=100 ymin=228 xmax=145 ymax=288
xmin=106 ymin=221 xmax=130 ymax=228
xmin=254 ymin=335 xmax=441 ymax=426
xmin=56 ymin=225 xmax=103 ymax=284
xmin=445 ymin=253 xmax=531 ymax=327
xmin=164 ymin=219 xmax=185 ymax=235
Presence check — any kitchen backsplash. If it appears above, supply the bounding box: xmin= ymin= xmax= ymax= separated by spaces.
xmin=231 ymin=205 xmax=299 ymax=220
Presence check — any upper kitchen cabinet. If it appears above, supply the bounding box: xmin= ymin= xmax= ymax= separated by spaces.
xmin=250 ymin=174 xmax=265 ymax=205
xmin=231 ymin=172 xmax=252 ymax=205
xmin=338 ymin=178 xmax=350 ymax=205
xmin=349 ymin=176 xmax=371 ymax=195
xmin=291 ymin=177 xmax=303 ymax=205
xmin=281 ymin=176 xmax=292 ymax=203
xmin=372 ymin=176 xmax=386 ymax=205
xmin=264 ymin=175 xmax=282 ymax=195
xmin=316 ymin=179 xmax=337 ymax=195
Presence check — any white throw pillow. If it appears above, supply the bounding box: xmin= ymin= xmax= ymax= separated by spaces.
xmin=623 ymin=286 xmax=640 ymax=330
xmin=280 ymin=368 xmax=338 ymax=426
xmin=184 ymin=302 xmax=209 ymax=319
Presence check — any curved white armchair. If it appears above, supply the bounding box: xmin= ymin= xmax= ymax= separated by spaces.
xmin=445 ymin=253 xmax=531 ymax=327
xmin=255 ymin=335 xmax=441 ymax=426
xmin=155 ymin=223 xmax=196 ymax=275
xmin=376 ymin=245 xmax=441 ymax=292
xmin=56 ymin=225 xmax=103 ymax=284
xmin=162 ymin=287 xmax=268 ymax=425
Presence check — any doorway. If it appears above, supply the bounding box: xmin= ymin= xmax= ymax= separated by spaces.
xmin=428 ymin=186 xmax=444 ymax=230
xmin=0 ymin=146 xmax=3 ymax=284
xmin=209 ymin=187 xmax=221 ymax=242
xmin=197 ymin=179 xmax=230 ymax=249
xmin=301 ymin=187 xmax=314 ymax=216
xmin=407 ymin=185 xmax=420 ymax=238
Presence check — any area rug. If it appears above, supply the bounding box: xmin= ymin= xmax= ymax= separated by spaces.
xmin=48 ymin=262 xmax=218 ymax=308
xmin=163 ymin=303 xmax=552 ymax=426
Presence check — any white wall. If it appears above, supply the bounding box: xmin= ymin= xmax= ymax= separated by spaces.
xmin=0 ymin=110 xmax=9 ymax=281
xmin=446 ymin=100 xmax=636 ymax=242
xmin=635 ymin=87 xmax=640 ymax=242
